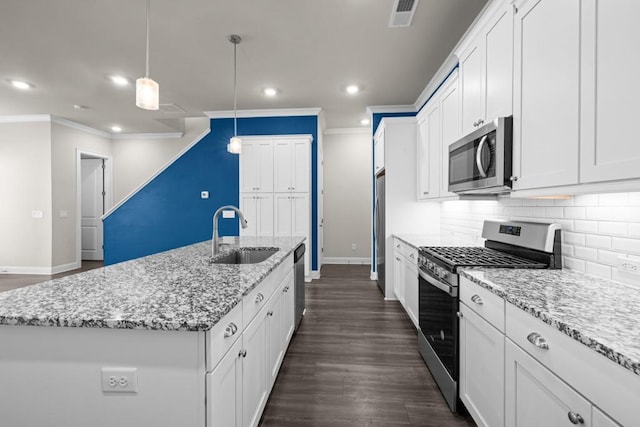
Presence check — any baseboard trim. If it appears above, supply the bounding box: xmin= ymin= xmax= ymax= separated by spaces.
xmin=0 ymin=261 xmax=80 ymax=275
xmin=370 ymin=271 xmax=378 ymax=280
xmin=310 ymin=270 xmax=321 ymax=280
xmin=323 ymin=257 xmax=370 ymax=265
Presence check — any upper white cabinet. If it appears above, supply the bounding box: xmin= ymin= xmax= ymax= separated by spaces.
xmin=274 ymin=138 xmax=310 ymax=193
xmin=458 ymin=1 xmax=513 ymax=137
xmin=374 ymin=125 xmax=385 ymax=175
xmin=240 ymin=139 xmax=274 ymax=193
xmin=512 ymin=0 xmax=581 ymax=190
xmin=580 ymin=0 xmax=640 ymax=184
xmin=416 ymin=70 xmax=460 ymax=200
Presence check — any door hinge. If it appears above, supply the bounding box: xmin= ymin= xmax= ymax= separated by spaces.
xmin=101 ymin=163 xmax=105 ymax=169
xmin=102 ymin=191 xmax=106 ymax=197
xmin=513 ymin=4 xmax=518 ymax=13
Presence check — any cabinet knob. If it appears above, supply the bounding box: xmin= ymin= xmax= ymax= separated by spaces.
xmin=283 ymin=285 xmax=290 ymax=293
xmin=410 ymin=253 xmax=415 ymax=259
xmin=470 ymin=294 xmax=483 ymax=305
xmin=396 ymin=244 xmax=401 ymax=248
xmin=510 ymin=176 xmax=518 ymax=182
xmin=395 ymin=257 xmax=401 ymax=261
xmin=223 ymin=322 xmax=238 ymax=338
xmin=477 ymin=118 xmax=484 ymax=125
xmin=456 ymin=312 xmax=463 ymax=318
xmin=472 ymin=121 xmax=478 ymax=127
xmin=239 ymin=349 xmax=247 ymax=358
xmin=267 ymin=310 xmax=274 ymax=317
xmin=567 ymin=412 xmax=584 ymax=425
xmin=255 ymin=293 xmax=265 ymax=303
xmin=527 ymin=332 xmax=549 ymax=350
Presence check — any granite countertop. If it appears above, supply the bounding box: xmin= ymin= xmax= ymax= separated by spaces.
xmin=394 ymin=234 xmax=477 ymax=249
xmin=459 ymin=268 xmax=640 ymax=376
xmin=0 ymin=236 xmax=305 ymax=332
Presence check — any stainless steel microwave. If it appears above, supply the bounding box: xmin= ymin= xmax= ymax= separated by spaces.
xmin=448 ymin=116 xmax=513 ymax=195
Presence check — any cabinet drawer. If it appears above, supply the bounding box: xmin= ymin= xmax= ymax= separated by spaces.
xmin=506 ymin=303 xmax=638 ymax=427
xmin=243 ymin=255 xmax=292 ymax=326
xmin=394 ymin=239 xmax=418 ymax=266
xmin=206 ymin=302 xmax=243 ymax=372
xmin=460 ymin=276 xmax=505 ymax=332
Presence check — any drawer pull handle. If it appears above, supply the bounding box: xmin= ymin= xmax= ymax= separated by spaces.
xmin=456 ymin=312 xmax=463 ymax=319
xmin=567 ymin=412 xmax=584 ymax=424
xmin=410 ymin=253 xmax=415 ymax=259
xmin=267 ymin=310 xmax=274 ymax=317
xmin=255 ymin=293 xmax=264 ymax=303
xmin=283 ymin=285 xmax=290 ymax=293
xmin=223 ymin=322 xmax=238 ymax=338
xmin=396 ymin=244 xmax=401 ymax=248
xmin=470 ymin=294 xmax=483 ymax=305
xmin=239 ymin=349 xmax=247 ymax=358
xmin=527 ymin=332 xmax=549 ymax=350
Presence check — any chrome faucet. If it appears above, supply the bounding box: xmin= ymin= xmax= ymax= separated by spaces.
xmin=212 ymin=205 xmax=248 ymax=257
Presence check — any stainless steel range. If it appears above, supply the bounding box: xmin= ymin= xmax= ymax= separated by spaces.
xmin=417 ymin=220 xmax=562 ymax=412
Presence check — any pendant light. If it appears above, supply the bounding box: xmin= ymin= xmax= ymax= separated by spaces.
xmin=136 ymin=0 xmax=159 ymax=110
xmin=227 ymin=34 xmax=242 ymax=154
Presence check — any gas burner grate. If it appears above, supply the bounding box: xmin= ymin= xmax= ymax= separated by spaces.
xmin=419 ymin=246 xmax=546 ymax=268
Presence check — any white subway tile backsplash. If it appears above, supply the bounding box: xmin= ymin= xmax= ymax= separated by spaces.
xmin=563 ymin=257 xmax=585 ymax=272
xmin=574 ymin=220 xmax=598 ymax=234
xmin=585 ymin=207 xmax=613 ymax=220
xmin=574 ymin=246 xmax=598 ymax=262
xmin=628 ymin=193 xmax=640 ymax=206
xmin=561 ymin=244 xmax=574 ymax=257
xmin=564 ymin=232 xmax=586 ymax=246
xmin=564 ymin=207 xmax=586 ymax=219
xmin=597 ymin=249 xmax=621 ymax=266
xmin=612 ymin=270 xmax=640 ymax=289
xmin=598 ymin=193 xmax=628 ymax=206
xmin=612 ymin=237 xmax=640 ymax=255
xmin=544 ymin=207 xmax=564 ymax=218
xmin=612 ymin=207 xmax=640 ymax=222
xmin=585 ymin=262 xmax=612 ymax=280
xmin=598 ymin=221 xmax=627 ymax=237
xmin=585 ymin=234 xmax=612 ymax=249
xmin=574 ymin=194 xmax=599 ymax=206
xmin=629 ymin=223 xmax=640 ymax=238
xmin=528 ymin=207 xmax=546 ymax=218
xmin=553 ymin=197 xmax=575 ymax=207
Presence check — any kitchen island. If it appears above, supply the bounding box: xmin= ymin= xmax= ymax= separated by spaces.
xmin=0 ymin=236 xmax=304 ymax=427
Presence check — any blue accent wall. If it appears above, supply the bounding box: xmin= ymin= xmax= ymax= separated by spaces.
xmin=104 ymin=115 xmax=318 ymax=270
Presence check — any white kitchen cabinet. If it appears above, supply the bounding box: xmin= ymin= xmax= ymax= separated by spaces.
xmin=580 ymin=1 xmax=640 ymax=184
xmin=207 ymin=338 xmax=243 ymax=427
xmin=374 ymin=125 xmax=385 ymax=174
xmin=402 ymin=252 xmax=418 ymax=329
xmin=592 ymin=407 xmax=621 ymax=427
xmin=459 ymin=303 xmax=504 ymax=427
xmin=438 ymin=72 xmax=460 ymax=198
xmin=274 ymin=193 xmax=310 ymax=277
xmin=242 ymin=304 xmax=268 ymax=427
xmin=240 ymin=193 xmax=274 ymax=237
xmin=458 ymin=1 xmax=513 ymax=136
xmin=274 ymin=138 xmax=310 ymax=193
xmin=512 ymin=0 xmax=580 ymax=190
xmin=416 ymin=117 xmax=429 ymax=199
xmin=281 ymin=270 xmax=295 ymax=346
xmin=265 ymin=284 xmax=284 ymax=393
xmin=393 ymin=247 xmax=405 ymax=305
xmin=240 ymin=138 xmax=274 ymax=193
xmin=505 ymin=339 xmax=591 ymax=427
xmin=425 ymin=100 xmax=441 ymax=199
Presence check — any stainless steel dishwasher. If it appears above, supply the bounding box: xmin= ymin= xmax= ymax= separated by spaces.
xmin=293 ymin=243 xmax=305 ymax=331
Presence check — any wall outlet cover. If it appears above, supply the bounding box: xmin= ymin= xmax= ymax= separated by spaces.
xmin=617 ymin=256 xmax=640 ymax=275
xmin=31 ymin=211 xmax=43 ymax=219
xmin=200 ymin=191 xmax=209 ymax=199
xmin=101 ymin=367 xmax=138 ymax=393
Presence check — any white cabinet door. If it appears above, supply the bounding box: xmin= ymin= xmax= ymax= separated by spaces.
xmin=273 ymin=194 xmax=292 ymax=237
xmin=484 ymin=4 xmax=513 ymax=123
xmin=393 ymin=249 xmax=405 ymax=305
xmin=505 ymin=339 xmax=591 ymax=427
xmin=459 ymin=303 xmax=505 ymax=427
xmin=241 ymin=139 xmax=274 ymax=193
xmin=265 ymin=288 xmax=283 ymax=393
xmin=291 ymin=193 xmax=309 ymax=239
xmin=281 ymin=270 xmax=295 ymax=346
xmin=580 ymin=0 xmax=640 ymax=183
xmin=512 ymin=0 xmax=580 ymax=190
xmin=426 ymin=100 xmax=441 ymax=199
xmin=240 ymin=194 xmax=258 ymax=237
xmin=292 ymin=139 xmax=310 ymax=193
xmin=255 ymin=194 xmax=274 ymax=237
xmin=460 ymin=41 xmax=484 ymax=136
xmin=242 ymin=312 xmax=268 ymax=427
xmin=206 ymin=338 xmax=243 ymax=427
xmin=416 ymin=117 xmax=430 ymax=200
xmin=439 ymin=72 xmax=460 ymax=198
xmin=593 ymin=406 xmax=621 ymax=427
xmin=273 ymin=140 xmax=293 ymax=192
xmin=374 ymin=126 xmax=385 ymax=174
xmin=403 ymin=256 xmax=418 ymax=329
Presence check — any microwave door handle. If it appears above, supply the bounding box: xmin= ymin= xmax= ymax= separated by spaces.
xmin=476 ymin=135 xmax=489 ymax=178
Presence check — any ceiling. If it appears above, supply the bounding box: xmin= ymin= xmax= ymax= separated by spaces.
xmin=0 ymin=0 xmax=487 ymax=134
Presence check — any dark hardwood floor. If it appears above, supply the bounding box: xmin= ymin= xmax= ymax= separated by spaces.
xmin=260 ymin=264 xmax=475 ymax=427
xmin=0 ymin=261 xmax=103 ymax=292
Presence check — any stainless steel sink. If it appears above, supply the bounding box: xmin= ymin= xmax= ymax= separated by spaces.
xmin=211 ymin=248 xmax=279 ymax=265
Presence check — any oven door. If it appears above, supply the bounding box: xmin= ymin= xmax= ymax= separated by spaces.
xmin=418 ymin=267 xmax=459 ymax=411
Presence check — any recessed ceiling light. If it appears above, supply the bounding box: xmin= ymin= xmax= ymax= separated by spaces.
xmin=111 ymin=126 xmax=122 ymax=133
xmin=361 ymin=118 xmax=370 ymax=126
xmin=73 ymin=104 xmax=89 ymax=110
xmin=346 ymin=85 xmax=360 ymax=94
xmin=263 ymin=88 xmax=277 ymax=97
xmin=9 ymin=79 xmax=33 ymax=90
xmin=109 ymin=75 xmax=129 ymax=86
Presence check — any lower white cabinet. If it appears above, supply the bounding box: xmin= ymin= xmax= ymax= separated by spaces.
xmin=505 ymin=339 xmax=591 ymax=427
xmin=274 ymin=193 xmax=310 ymax=278
xmin=241 ymin=303 xmax=269 ymax=427
xmin=393 ymin=249 xmax=405 ymax=306
xmin=207 ymin=338 xmax=244 ymax=427
xmin=459 ymin=303 xmax=504 ymax=427
xmin=281 ymin=271 xmax=295 ymax=346
xmin=403 ymin=257 xmax=418 ymax=328
xmin=393 ymin=238 xmax=418 ymax=329
xmin=593 ymin=407 xmax=621 ymax=427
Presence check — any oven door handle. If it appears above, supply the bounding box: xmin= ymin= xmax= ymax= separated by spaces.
xmin=476 ymin=135 xmax=489 ymax=178
xmin=418 ymin=269 xmax=457 ymax=297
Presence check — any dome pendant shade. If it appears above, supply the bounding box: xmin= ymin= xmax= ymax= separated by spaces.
xmin=136 ymin=77 xmax=159 ymax=110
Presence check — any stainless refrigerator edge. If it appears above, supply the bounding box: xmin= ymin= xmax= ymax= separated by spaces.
xmin=375 ymin=172 xmax=385 ymax=294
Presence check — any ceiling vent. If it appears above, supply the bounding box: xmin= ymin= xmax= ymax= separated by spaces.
xmin=158 ymin=103 xmax=186 ymax=114
xmin=389 ymin=0 xmax=419 ymax=27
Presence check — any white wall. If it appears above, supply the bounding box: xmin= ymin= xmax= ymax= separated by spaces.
xmin=0 ymin=122 xmax=53 ymax=272
xmin=111 ymin=117 xmax=209 ymax=203
xmin=323 ymin=129 xmax=372 ymax=263
xmin=51 ymin=122 xmax=112 ymax=269
xmin=440 ymin=192 xmax=640 ymax=287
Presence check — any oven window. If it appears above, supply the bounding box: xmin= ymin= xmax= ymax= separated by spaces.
xmin=419 ymin=275 xmax=458 ymax=380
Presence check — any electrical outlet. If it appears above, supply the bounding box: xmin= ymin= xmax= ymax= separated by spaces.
xmin=101 ymin=367 xmax=138 ymax=393
xmin=201 ymin=191 xmax=209 ymax=199
xmin=617 ymin=256 xmax=640 ymax=275
xmin=351 ymin=243 xmax=357 ymax=251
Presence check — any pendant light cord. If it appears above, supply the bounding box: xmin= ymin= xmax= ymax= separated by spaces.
xmin=233 ymin=40 xmax=238 ymax=137
xmin=145 ymin=0 xmax=150 ymax=78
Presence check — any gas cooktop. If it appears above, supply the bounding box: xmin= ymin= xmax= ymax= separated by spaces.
xmin=419 ymin=246 xmax=547 ymax=269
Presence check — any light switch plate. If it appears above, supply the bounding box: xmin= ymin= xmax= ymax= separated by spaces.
xmin=222 ymin=210 xmax=236 ymax=219
xmin=31 ymin=211 xmax=43 ymax=219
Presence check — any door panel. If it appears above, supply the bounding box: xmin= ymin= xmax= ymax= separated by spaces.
xmin=273 ymin=194 xmax=292 ymax=237
xmin=256 ymin=194 xmax=274 ymax=237
xmin=240 ymin=194 xmax=257 ymax=237
xmin=292 ymin=140 xmax=310 ymax=192
xmin=81 ymin=158 xmax=104 ymax=261
xmin=273 ymin=141 xmax=292 ymax=192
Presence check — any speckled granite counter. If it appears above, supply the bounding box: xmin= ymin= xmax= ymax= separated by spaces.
xmin=0 ymin=236 xmax=304 ymax=332
xmin=394 ymin=234 xmax=477 ymax=249
xmin=460 ymin=268 xmax=640 ymax=376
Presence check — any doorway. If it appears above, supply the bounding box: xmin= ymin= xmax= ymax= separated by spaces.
xmin=78 ymin=152 xmax=112 ymax=262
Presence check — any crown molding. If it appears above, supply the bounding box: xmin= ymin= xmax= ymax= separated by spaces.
xmin=238 ymin=134 xmax=313 ymax=142
xmin=324 ymin=127 xmax=370 ymax=135
xmin=51 ymin=116 xmax=111 ymax=138
xmin=365 ymin=105 xmax=416 ymax=115
xmin=111 ymin=132 xmax=184 ymax=140
xmin=205 ymin=108 xmax=322 ymax=119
